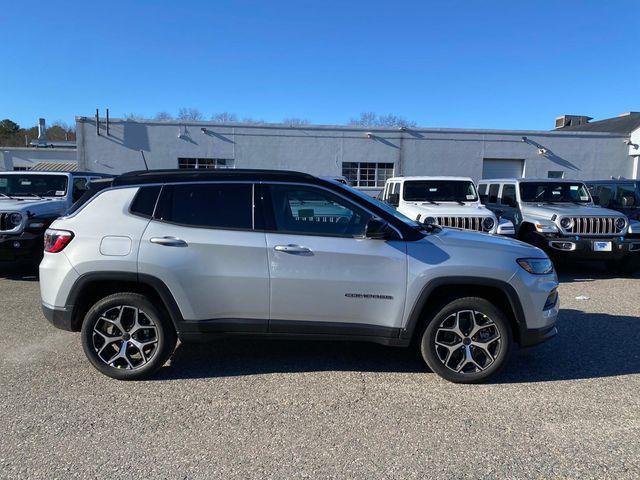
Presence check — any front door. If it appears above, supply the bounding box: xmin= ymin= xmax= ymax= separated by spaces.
xmin=261 ymin=183 xmax=407 ymax=336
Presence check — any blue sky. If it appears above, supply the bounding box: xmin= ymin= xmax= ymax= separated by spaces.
xmin=2 ymin=0 xmax=638 ymax=130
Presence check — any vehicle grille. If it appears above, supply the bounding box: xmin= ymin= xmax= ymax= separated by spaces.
xmin=435 ymin=216 xmax=489 ymax=231
xmin=565 ymin=217 xmax=623 ymax=235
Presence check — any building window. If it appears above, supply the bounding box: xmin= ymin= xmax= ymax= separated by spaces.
xmin=341 ymin=162 xmax=394 ymax=188
xmin=178 ymin=158 xmax=234 ymax=170
xmin=548 ymin=171 xmax=564 ymax=179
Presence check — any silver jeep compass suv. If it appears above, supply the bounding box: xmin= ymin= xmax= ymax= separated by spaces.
xmin=40 ymin=169 xmax=559 ymax=383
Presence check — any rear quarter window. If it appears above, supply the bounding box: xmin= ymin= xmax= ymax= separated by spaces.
xmin=130 ymin=186 xmax=162 ymax=218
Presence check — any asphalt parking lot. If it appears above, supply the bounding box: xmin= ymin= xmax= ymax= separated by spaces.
xmin=1 ymin=265 xmax=639 ymax=479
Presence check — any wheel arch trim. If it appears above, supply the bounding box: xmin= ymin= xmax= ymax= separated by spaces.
xmin=401 ymin=276 xmax=526 ymax=342
xmin=64 ymin=271 xmax=185 ymax=332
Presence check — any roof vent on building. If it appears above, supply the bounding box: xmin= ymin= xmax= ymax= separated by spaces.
xmin=555 ymin=115 xmax=592 ymax=129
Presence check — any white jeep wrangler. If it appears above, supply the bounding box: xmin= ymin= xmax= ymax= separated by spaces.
xmin=382 ymin=176 xmax=514 ymax=235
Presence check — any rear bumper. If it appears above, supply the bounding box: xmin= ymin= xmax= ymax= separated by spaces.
xmin=42 ymin=303 xmax=74 ymax=331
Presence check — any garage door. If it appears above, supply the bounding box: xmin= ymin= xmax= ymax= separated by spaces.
xmin=482 ymin=158 xmax=524 ymax=179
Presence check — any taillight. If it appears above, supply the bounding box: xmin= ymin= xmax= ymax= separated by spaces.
xmin=44 ymin=229 xmax=74 ymax=253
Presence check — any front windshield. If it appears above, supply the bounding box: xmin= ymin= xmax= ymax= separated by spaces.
xmin=0 ymin=175 xmax=68 ymax=198
xmin=333 ymin=182 xmax=421 ymax=228
xmin=403 ymin=180 xmax=478 ymax=202
xmin=519 ymin=182 xmax=591 ymax=203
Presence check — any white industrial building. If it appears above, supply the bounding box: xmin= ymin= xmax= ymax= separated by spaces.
xmin=7 ymin=112 xmax=640 ymax=194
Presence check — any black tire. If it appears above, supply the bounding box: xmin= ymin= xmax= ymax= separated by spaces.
xmin=81 ymin=293 xmax=177 ymax=380
xmin=420 ymin=297 xmax=512 ymax=384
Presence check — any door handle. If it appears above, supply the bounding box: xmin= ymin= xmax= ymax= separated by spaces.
xmin=150 ymin=236 xmax=188 ymax=247
xmin=274 ymin=244 xmax=313 ymax=255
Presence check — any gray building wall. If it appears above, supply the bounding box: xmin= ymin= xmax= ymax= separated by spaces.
xmin=76 ymin=117 xmax=637 ymax=190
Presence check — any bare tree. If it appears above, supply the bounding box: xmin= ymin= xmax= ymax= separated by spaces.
xmin=154 ymin=111 xmax=173 ymax=121
xmin=348 ymin=112 xmax=417 ymax=128
xmin=282 ymin=117 xmax=310 ymax=126
xmin=177 ymin=108 xmax=204 ymax=121
xmin=211 ymin=112 xmax=238 ymax=123
xmin=123 ymin=113 xmax=147 ymax=121
xmin=241 ymin=117 xmax=266 ymax=125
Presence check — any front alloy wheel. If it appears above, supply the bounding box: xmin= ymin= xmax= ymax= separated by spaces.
xmin=421 ymin=297 xmax=511 ymax=383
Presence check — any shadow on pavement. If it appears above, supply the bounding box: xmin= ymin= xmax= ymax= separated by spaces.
xmin=0 ymin=264 xmax=39 ymax=282
xmin=555 ymin=260 xmax=639 ymax=283
xmin=152 ymin=308 xmax=640 ymax=383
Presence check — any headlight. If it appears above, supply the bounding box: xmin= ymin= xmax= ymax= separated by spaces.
xmin=482 ymin=217 xmax=495 ymax=231
xmin=8 ymin=213 xmax=22 ymax=227
xmin=559 ymin=217 xmax=574 ymax=230
xmin=615 ymin=217 xmax=626 ymax=230
xmin=534 ymin=222 xmax=558 ymax=233
xmin=424 ymin=216 xmax=437 ymax=225
xmin=517 ymin=258 xmax=554 ymax=275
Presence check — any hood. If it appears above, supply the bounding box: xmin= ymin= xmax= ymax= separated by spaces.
xmin=0 ymin=197 xmax=66 ymax=216
xmin=429 ymin=227 xmax=544 ymax=257
xmin=521 ymin=202 xmax=625 ymax=220
xmin=405 ymin=202 xmax=494 ymax=216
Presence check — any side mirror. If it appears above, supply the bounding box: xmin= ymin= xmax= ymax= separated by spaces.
xmin=365 ymin=217 xmax=394 ymax=239
xmin=496 ymin=218 xmax=515 ymax=236
xmin=387 ymin=193 xmax=399 ymax=207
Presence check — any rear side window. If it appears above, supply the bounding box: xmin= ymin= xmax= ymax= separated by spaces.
xmin=488 ymin=184 xmax=500 ymax=204
xmin=130 ymin=186 xmax=161 ymax=218
xmin=156 ymin=183 xmax=252 ymax=229
xmin=478 ymin=184 xmax=488 ymax=203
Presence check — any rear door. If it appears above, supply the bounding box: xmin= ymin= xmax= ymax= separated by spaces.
xmin=260 ymin=182 xmax=407 ymax=336
xmin=138 ymin=182 xmax=269 ymax=329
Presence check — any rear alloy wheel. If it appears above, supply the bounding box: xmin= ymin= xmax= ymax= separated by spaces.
xmin=81 ymin=293 xmax=176 ymax=380
xmin=420 ymin=297 xmax=511 ymax=383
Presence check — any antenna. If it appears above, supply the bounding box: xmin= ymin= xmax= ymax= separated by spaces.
xmin=140 ymin=150 xmax=149 ymax=171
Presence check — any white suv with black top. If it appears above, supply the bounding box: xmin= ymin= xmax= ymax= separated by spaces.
xmin=40 ymin=169 xmax=559 ymax=383
xmin=478 ymin=178 xmax=640 ymax=273
xmin=382 ymin=176 xmax=514 ymax=235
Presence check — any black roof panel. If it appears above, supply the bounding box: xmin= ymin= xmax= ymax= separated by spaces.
xmin=113 ymin=168 xmax=316 ymax=186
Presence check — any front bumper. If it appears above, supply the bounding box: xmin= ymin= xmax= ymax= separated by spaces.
xmin=0 ymin=230 xmax=44 ymax=263
xmin=535 ymin=233 xmax=640 ymax=260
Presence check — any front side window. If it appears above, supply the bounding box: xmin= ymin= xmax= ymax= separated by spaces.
xmin=156 ymin=183 xmax=252 ymax=229
xmin=0 ymin=174 xmax=68 ymax=198
xmin=266 ymin=184 xmax=371 ymax=237
xmin=519 ymin=182 xmax=591 ymax=203
xmin=501 ymin=184 xmax=516 ymax=206
xmin=402 ymin=180 xmax=478 ymax=202
xmin=614 ymin=184 xmax=639 ymax=208
xmin=342 ymin=162 xmax=394 ymax=188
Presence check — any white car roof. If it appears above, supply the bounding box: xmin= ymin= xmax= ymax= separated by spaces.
xmin=387 ymin=176 xmax=475 ymax=182
xmin=478 ymin=178 xmax=586 ymax=184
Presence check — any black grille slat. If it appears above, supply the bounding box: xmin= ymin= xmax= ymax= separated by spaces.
xmin=434 ymin=216 xmax=489 ymax=232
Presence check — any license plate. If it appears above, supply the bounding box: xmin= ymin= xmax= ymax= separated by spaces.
xmin=593 ymin=241 xmax=612 ymax=252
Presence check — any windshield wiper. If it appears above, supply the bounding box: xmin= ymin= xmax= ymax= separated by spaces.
xmin=19 ymin=193 xmax=45 ymax=199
